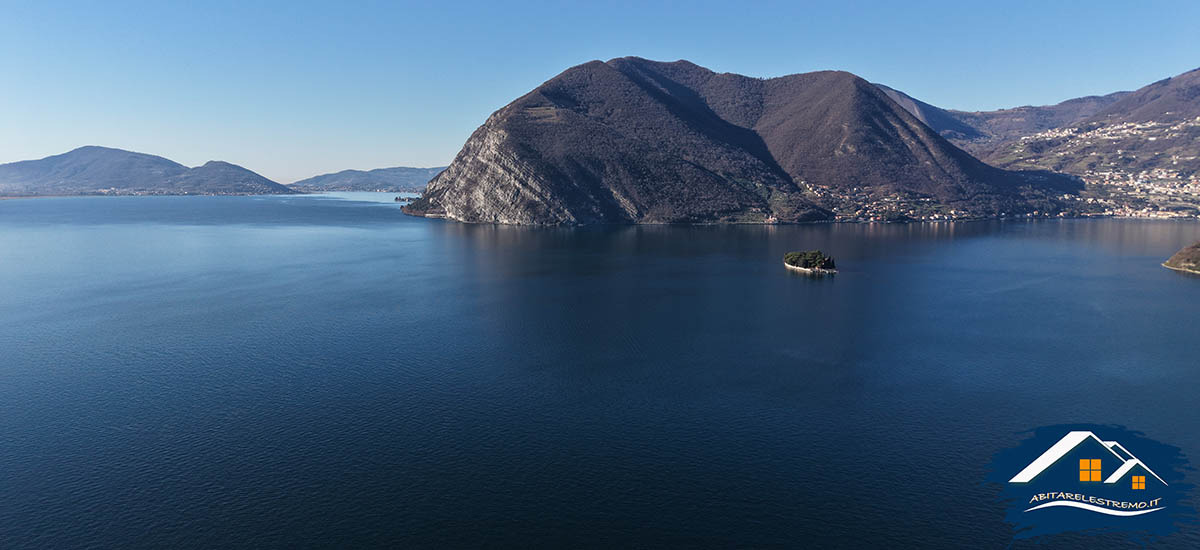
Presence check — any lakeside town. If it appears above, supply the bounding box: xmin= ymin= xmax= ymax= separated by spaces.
xmin=1078 ymin=170 xmax=1200 ymax=218
xmin=990 ymin=115 xmax=1200 ymax=220
xmin=808 ymin=177 xmax=1200 ymax=223
xmin=803 ymin=114 xmax=1200 ymax=223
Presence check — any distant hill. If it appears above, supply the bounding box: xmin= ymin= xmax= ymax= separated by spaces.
xmin=878 ymin=67 xmax=1200 ymax=180
xmin=874 ymin=84 xmax=987 ymax=143
xmin=876 ymin=85 xmax=1130 ymax=155
xmin=949 ymin=93 xmax=1131 ymax=155
xmin=288 ymin=166 xmax=445 ymax=192
xmin=0 ymin=146 xmax=294 ymax=196
xmin=981 ymin=67 xmax=1200 ymax=177
xmin=1088 ymin=68 xmax=1200 ymax=124
xmin=406 ymin=57 xmax=1078 ymax=225
xmin=163 ymin=160 xmax=289 ymax=195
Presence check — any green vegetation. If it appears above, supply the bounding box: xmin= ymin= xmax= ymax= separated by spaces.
xmin=783 ymin=250 xmax=836 ymax=270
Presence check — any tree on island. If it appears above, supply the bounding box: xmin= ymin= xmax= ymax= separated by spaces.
xmin=784 ymin=250 xmax=836 ymax=270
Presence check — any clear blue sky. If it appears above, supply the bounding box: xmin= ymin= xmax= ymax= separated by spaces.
xmin=2 ymin=0 xmax=1197 ymax=182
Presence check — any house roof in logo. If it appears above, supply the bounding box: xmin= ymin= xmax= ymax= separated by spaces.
xmin=1008 ymin=431 xmax=1167 ymax=485
xmin=1103 ymin=441 xmax=1134 ymax=461
xmin=1105 ymin=458 xmax=1167 ymax=485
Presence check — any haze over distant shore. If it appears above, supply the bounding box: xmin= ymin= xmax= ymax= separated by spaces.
xmin=5 ymin=62 xmax=1196 ymax=219
xmin=0 ymin=146 xmax=293 ymax=197
xmin=0 ymin=146 xmax=442 ymax=198
xmin=288 ymin=167 xmax=445 ymax=193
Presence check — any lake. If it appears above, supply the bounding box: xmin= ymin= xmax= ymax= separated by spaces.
xmin=1 ymin=193 xmax=1198 ymax=548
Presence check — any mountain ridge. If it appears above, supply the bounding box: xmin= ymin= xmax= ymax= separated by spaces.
xmin=980 ymin=66 xmax=1200 ymax=178
xmin=875 ymin=86 xmax=1132 ymax=155
xmin=877 ymin=67 xmax=1200 ymax=218
xmin=406 ymin=57 xmax=1079 ymax=225
xmin=0 ymin=146 xmax=294 ymax=196
xmin=1086 ymin=67 xmax=1200 ymax=124
xmin=289 ymin=166 xmax=446 ymax=192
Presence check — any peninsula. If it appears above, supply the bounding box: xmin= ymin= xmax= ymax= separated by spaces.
xmin=1164 ymin=242 xmax=1200 ymax=275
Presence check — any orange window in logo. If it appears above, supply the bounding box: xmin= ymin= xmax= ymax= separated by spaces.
xmin=1133 ymin=476 xmax=1146 ymax=490
xmin=1079 ymin=459 xmax=1102 ymax=482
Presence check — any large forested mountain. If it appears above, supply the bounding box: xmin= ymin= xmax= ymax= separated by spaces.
xmin=406 ymin=57 xmax=1077 ymax=225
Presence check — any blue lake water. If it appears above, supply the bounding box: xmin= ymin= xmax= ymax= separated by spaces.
xmin=1 ymin=193 xmax=1199 ymax=548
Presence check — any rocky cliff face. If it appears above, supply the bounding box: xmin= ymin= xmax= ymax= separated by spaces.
xmin=404 ymin=116 xmax=609 ymax=224
xmin=406 ymin=57 xmax=1079 ymax=225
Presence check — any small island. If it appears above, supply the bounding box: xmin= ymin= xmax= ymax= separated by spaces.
xmin=1163 ymin=241 xmax=1200 ymax=275
xmin=783 ymin=250 xmax=837 ymax=275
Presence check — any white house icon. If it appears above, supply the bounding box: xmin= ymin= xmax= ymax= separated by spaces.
xmin=1009 ymin=431 xmax=1167 ymax=486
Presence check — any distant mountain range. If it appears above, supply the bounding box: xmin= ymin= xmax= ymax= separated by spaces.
xmin=406 ymin=57 xmax=1078 ymax=224
xmin=981 ymin=68 xmax=1200 ymax=178
xmin=288 ymin=166 xmax=445 ymax=192
xmin=879 ymin=67 xmax=1200 ymax=179
xmin=7 ymin=62 xmax=1195 ymax=221
xmin=0 ymin=147 xmax=443 ymax=198
xmin=875 ymin=85 xmax=1131 ymax=155
xmin=0 ymin=146 xmax=293 ymax=196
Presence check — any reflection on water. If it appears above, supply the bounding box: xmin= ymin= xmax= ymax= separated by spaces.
xmin=0 ymin=195 xmax=1198 ymax=549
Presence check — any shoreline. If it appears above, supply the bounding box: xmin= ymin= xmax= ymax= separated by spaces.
xmin=1162 ymin=262 xmax=1200 ymax=276
xmin=783 ymin=261 xmax=837 ymax=275
xmin=5 ymin=194 xmax=1200 ymax=226
xmin=0 ymin=192 xmax=305 ymax=200
xmin=398 ymin=214 xmax=1200 ymax=227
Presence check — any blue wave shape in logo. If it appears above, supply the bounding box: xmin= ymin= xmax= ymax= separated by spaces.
xmin=1024 ymin=501 xmax=1164 ymax=516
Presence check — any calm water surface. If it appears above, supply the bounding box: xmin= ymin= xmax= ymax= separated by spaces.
xmin=1 ymin=193 xmax=1199 ymax=548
